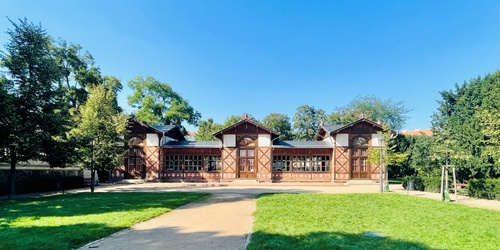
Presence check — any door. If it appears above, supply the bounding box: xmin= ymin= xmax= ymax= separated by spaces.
xmin=238 ymin=148 xmax=256 ymax=179
xmin=351 ymin=148 xmax=369 ymax=179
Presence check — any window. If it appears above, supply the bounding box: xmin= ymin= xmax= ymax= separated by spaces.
xmin=351 ymin=136 xmax=368 ymax=147
xmin=166 ymin=155 xmax=183 ymax=171
xmin=205 ymin=155 xmax=222 ymax=172
xmin=128 ymin=148 xmax=143 ymax=156
xmin=292 ymin=156 xmax=310 ymax=172
xmin=184 ymin=155 xmax=203 ymax=172
xmin=312 ymin=156 xmax=330 ymax=172
xmin=273 ymin=155 xmax=291 ymax=172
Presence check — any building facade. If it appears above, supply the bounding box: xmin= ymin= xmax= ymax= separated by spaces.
xmin=123 ymin=116 xmax=386 ymax=183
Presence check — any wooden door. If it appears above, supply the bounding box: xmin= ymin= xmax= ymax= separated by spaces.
xmin=351 ymin=148 xmax=369 ymax=179
xmin=238 ymin=149 xmax=256 ymax=179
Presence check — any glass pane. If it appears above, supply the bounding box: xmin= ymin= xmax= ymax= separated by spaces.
xmin=240 ymin=150 xmax=246 ymax=157
xmin=247 ymin=150 xmax=254 ymax=157
xmin=248 ymin=159 xmax=254 ymax=172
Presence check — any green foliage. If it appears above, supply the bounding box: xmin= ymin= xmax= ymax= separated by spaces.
xmin=262 ymin=113 xmax=293 ymax=140
xmin=292 ymin=105 xmax=326 ymax=141
xmin=401 ymin=176 xmax=424 ymax=191
xmin=195 ymin=118 xmax=223 ymax=141
xmin=0 ymin=192 xmax=209 ymax=250
xmin=69 ymin=85 xmax=128 ymax=172
xmin=250 ymin=193 xmax=500 ymax=250
xmin=432 ymin=71 xmax=500 ymax=179
xmin=127 ymin=75 xmax=200 ymax=133
xmin=368 ymin=124 xmax=408 ymax=172
xmin=422 ymin=176 xmax=442 ymax=193
xmin=468 ymin=178 xmax=500 ymax=200
xmin=328 ymin=95 xmax=410 ymax=131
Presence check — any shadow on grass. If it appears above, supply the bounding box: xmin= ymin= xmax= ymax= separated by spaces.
xmin=248 ymin=230 xmax=438 ymax=250
xmin=0 ymin=222 xmax=123 ymax=250
xmin=0 ymin=192 xmax=208 ymax=221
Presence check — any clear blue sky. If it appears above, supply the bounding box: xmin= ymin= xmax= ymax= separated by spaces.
xmin=1 ymin=0 xmax=498 ymax=132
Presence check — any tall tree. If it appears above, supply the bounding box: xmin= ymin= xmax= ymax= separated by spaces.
xmin=328 ymin=95 xmax=410 ymax=131
xmin=292 ymin=105 xmax=327 ymax=141
xmin=195 ymin=118 xmax=223 ymax=141
xmin=262 ymin=113 xmax=293 ymax=140
xmin=69 ymin=85 xmax=128 ymax=192
xmin=222 ymin=114 xmax=259 ymax=127
xmin=432 ymin=71 xmax=500 ymax=179
xmin=0 ymin=18 xmax=68 ymax=199
xmin=127 ymin=75 xmax=200 ymax=133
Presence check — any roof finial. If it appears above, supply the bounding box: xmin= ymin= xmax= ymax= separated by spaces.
xmin=241 ymin=113 xmax=252 ymax=120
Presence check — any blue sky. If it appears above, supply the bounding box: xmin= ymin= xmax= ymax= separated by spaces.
xmin=1 ymin=0 xmax=498 ymax=132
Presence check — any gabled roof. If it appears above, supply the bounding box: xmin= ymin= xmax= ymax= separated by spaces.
xmin=213 ymin=116 xmax=280 ymax=140
xmin=163 ymin=140 xmax=221 ymax=148
xmin=272 ymin=140 xmax=331 ymax=148
xmin=128 ymin=117 xmax=186 ymax=141
xmin=324 ymin=118 xmax=386 ymax=134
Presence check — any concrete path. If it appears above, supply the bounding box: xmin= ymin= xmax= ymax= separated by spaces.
xmin=82 ymin=192 xmax=256 ymax=250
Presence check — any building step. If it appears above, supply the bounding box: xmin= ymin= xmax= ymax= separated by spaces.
xmin=348 ymin=179 xmax=377 ymax=185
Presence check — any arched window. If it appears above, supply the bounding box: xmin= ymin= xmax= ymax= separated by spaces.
xmin=351 ymin=136 xmax=368 ymax=147
xmin=238 ymin=136 xmax=256 ymax=147
xmin=127 ymin=136 xmax=144 ymax=148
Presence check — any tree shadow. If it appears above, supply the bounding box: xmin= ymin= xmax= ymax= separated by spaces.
xmin=248 ymin=230 xmax=439 ymax=250
xmin=0 ymin=192 xmax=209 ymax=225
xmin=0 ymin=223 xmax=123 ymax=250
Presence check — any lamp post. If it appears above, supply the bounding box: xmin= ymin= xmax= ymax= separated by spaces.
xmin=90 ymin=139 xmax=95 ymax=193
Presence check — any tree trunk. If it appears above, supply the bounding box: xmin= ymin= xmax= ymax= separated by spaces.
xmin=8 ymin=146 xmax=16 ymax=200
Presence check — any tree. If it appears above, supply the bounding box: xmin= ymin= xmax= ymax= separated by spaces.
xmin=328 ymin=95 xmax=410 ymax=131
xmin=195 ymin=118 xmax=223 ymax=141
xmin=127 ymin=75 xmax=200 ymax=133
xmin=262 ymin=113 xmax=293 ymax=140
xmin=292 ymin=105 xmax=326 ymax=140
xmin=0 ymin=18 xmax=69 ymax=199
xmin=222 ymin=114 xmax=259 ymax=127
xmin=69 ymin=85 xmax=128 ymax=192
xmin=432 ymin=71 xmax=500 ymax=179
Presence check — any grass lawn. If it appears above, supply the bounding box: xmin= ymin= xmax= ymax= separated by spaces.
xmin=0 ymin=192 xmax=209 ymax=249
xmin=249 ymin=193 xmax=500 ymax=250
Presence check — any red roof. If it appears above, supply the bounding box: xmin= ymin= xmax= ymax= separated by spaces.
xmin=399 ymin=129 xmax=433 ymax=136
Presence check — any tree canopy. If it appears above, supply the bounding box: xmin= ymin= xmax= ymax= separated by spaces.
xmin=127 ymin=75 xmax=200 ymax=133
xmin=195 ymin=118 xmax=223 ymax=141
xmin=328 ymin=95 xmax=410 ymax=131
xmin=262 ymin=113 xmax=293 ymax=140
xmin=292 ymin=105 xmax=327 ymax=141
xmin=432 ymin=71 xmax=500 ymax=179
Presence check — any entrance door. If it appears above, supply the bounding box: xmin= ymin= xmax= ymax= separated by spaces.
xmin=351 ymin=148 xmax=369 ymax=179
xmin=238 ymin=149 xmax=256 ymax=179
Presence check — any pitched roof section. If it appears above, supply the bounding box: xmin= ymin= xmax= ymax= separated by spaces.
xmin=327 ymin=118 xmax=387 ymax=134
xmin=128 ymin=117 xmax=186 ymax=141
xmin=213 ymin=116 xmax=280 ymax=140
xmin=273 ymin=140 xmax=331 ymax=148
xmin=163 ymin=140 xmax=222 ymax=148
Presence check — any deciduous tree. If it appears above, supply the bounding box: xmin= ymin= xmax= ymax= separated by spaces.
xmin=328 ymin=95 xmax=410 ymax=131
xmin=195 ymin=118 xmax=223 ymax=141
xmin=292 ymin=105 xmax=326 ymax=140
xmin=69 ymin=85 xmax=128 ymax=192
xmin=262 ymin=113 xmax=293 ymax=140
xmin=127 ymin=75 xmax=200 ymax=133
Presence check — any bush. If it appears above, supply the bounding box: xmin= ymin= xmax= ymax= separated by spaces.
xmin=468 ymin=178 xmax=500 ymax=200
xmin=402 ymin=176 xmax=424 ymax=191
xmin=422 ymin=177 xmax=442 ymax=193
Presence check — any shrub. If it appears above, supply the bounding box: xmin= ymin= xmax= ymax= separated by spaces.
xmin=422 ymin=177 xmax=442 ymax=193
xmin=402 ymin=176 xmax=424 ymax=191
xmin=468 ymin=178 xmax=500 ymax=200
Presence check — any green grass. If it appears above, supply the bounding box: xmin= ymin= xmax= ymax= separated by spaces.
xmin=0 ymin=192 xmax=209 ymax=249
xmin=249 ymin=193 xmax=500 ymax=250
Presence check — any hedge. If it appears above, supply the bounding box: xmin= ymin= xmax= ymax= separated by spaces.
xmin=401 ymin=176 xmax=447 ymax=193
xmin=468 ymin=178 xmax=500 ymax=200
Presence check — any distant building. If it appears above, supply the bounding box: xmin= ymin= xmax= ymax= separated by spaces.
xmin=119 ymin=116 xmax=387 ymax=183
xmin=399 ymin=129 xmax=433 ymax=136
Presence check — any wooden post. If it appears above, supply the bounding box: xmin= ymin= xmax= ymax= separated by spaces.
xmin=440 ymin=165 xmax=445 ymax=197
xmin=452 ymin=166 xmax=458 ymax=202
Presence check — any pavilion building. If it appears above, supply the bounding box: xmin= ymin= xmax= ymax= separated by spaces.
xmin=118 ymin=115 xmax=386 ymax=183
